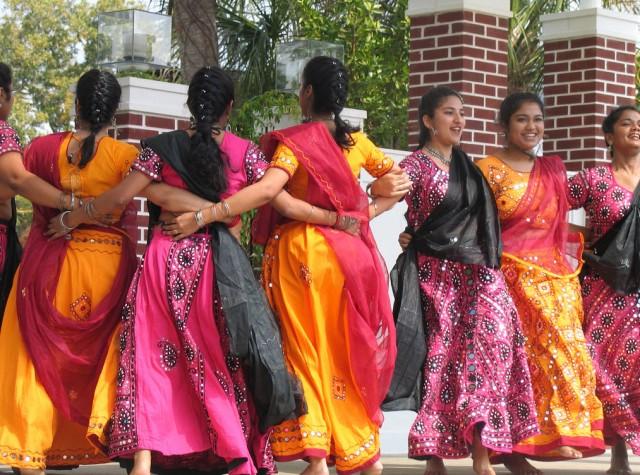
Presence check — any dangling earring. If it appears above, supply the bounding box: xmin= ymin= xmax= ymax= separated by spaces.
xmin=111 ymin=116 xmax=118 ymax=139
xmin=608 ymin=143 xmax=614 ymax=156
xmin=430 ymin=127 xmax=438 ymax=136
xmin=74 ymin=116 xmax=80 ymax=130
xmin=189 ymin=116 xmax=196 ymax=129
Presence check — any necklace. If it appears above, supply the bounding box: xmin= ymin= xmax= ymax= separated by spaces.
xmin=423 ymin=145 xmax=452 ymax=165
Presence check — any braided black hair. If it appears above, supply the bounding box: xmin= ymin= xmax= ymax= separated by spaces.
xmin=417 ymin=86 xmax=464 ymax=149
xmin=186 ymin=66 xmax=233 ymax=197
xmin=498 ymin=92 xmax=544 ymax=129
xmin=75 ymin=69 xmax=121 ymax=168
xmin=0 ymin=63 xmax=12 ymax=99
xmin=302 ymin=56 xmax=359 ymax=148
xmin=602 ymin=105 xmax=640 ymax=157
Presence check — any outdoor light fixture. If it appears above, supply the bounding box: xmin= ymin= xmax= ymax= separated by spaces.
xmin=275 ymin=40 xmax=344 ymax=92
xmin=97 ymin=9 xmax=171 ymax=71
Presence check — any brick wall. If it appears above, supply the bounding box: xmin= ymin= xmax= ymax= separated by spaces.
xmin=543 ymin=37 xmax=637 ymax=171
xmin=114 ymin=111 xmax=190 ymax=257
xmin=408 ymin=9 xmax=509 ymax=157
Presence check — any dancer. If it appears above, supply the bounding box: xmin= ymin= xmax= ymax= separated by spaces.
xmin=476 ymin=92 xmax=604 ymax=473
xmin=165 ymin=56 xmax=406 ymax=475
xmin=567 ymin=105 xmax=640 ymax=475
xmin=0 ymin=69 xmax=142 ymax=475
xmin=53 ymin=65 xmax=347 ymax=475
xmin=390 ymin=86 xmax=538 ymax=475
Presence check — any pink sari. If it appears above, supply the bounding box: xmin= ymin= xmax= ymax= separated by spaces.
xmin=254 ymin=122 xmax=396 ymax=425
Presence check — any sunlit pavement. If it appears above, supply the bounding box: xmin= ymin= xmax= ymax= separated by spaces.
xmin=2 ymin=452 xmax=639 ymax=474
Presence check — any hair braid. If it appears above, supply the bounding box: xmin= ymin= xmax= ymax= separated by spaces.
xmin=75 ymin=69 xmax=121 ymax=168
xmin=185 ymin=66 xmax=234 ymax=198
xmin=302 ymin=56 xmax=359 ymax=148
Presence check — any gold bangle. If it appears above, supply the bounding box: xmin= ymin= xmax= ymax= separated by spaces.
xmin=194 ymin=209 xmax=205 ymax=227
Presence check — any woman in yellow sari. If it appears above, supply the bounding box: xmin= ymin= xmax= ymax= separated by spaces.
xmin=476 ymin=92 xmax=604 ymax=474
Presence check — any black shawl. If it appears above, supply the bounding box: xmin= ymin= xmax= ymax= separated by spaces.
xmin=142 ymin=131 xmax=305 ymax=431
xmin=0 ymin=198 xmax=22 ymax=322
xmin=583 ymin=180 xmax=640 ymax=295
xmin=383 ymin=148 xmax=502 ymax=411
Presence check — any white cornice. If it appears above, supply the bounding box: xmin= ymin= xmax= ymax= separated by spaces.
xmin=118 ymin=77 xmax=190 ymax=118
xmin=408 ymin=0 xmax=512 ymax=18
xmin=541 ymin=7 xmax=640 ymax=43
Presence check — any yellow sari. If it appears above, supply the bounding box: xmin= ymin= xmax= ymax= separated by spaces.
xmin=0 ymin=135 xmax=137 ymax=470
xmin=477 ymin=155 xmax=604 ymax=459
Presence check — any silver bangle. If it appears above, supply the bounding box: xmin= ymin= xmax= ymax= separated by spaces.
xmin=221 ymin=200 xmax=231 ymax=218
xmin=59 ymin=210 xmax=75 ymax=234
xmin=69 ymin=192 xmax=75 ymax=210
xmin=194 ymin=209 xmax=205 ymax=227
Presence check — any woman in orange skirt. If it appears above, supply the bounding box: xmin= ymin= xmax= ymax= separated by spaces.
xmin=476 ymin=92 xmax=604 ymax=474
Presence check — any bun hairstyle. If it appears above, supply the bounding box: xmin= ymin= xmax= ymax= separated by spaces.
xmin=417 ymin=85 xmax=463 ymax=149
xmin=602 ymin=104 xmax=640 ymax=157
xmin=75 ymin=69 xmax=121 ymax=168
xmin=302 ymin=56 xmax=359 ymax=149
xmin=0 ymin=63 xmax=12 ymax=99
xmin=186 ymin=66 xmax=234 ymax=198
xmin=498 ymin=91 xmax=544 ymax=129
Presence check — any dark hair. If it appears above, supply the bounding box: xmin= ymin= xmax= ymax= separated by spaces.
xmin=602 ymin=105 xmax=640 ymax=156
xmin=186 ymin=66 xmax=233 ymax=198
xmin=498 ymin=92 xmax=544 ymax=129
xmin=302 ymin=56 xmax=359 ymax=148
xmin=75 ymin=69 xmax=121 ymax=168
xmin=0 ymin=63 xmax=12 ymax=99
xmin=417 ymin=86 xmax=463 ymax=149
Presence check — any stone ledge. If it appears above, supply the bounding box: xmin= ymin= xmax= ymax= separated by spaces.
xmin=408 ymin=0 xmax=511 ymax=19
xmin=541 ymin=7 xmax=640 ymax=43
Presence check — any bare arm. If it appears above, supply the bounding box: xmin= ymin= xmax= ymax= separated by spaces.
xmin=369 ymin=196 xmax=401 ymax=219
xmin=142 ymin=182 xmax=212 ymax=212
xmin=369 ymin=164 xmax=412 ymax=198
xmin=162 ymin=167 xmax=291 ymax=240
xmin=0 ymin=151 xmax=67 ymax=208
xmin=270 ymin=190 xmax=336 ymax=226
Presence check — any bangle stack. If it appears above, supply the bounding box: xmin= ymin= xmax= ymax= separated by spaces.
xmin=194 ymin=209 xmax=205 ymax=227
xmin=220 ymin=199 xmax=231 ymax=218
xmin=306 ymin=204 xmax=315 ymax=221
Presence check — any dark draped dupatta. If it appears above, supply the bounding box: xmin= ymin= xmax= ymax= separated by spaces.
xmin=383 ymin=148 xmax=502 ymax=411
xmin=584 ymin=180 xmax=640 ymax=294
xmin=141 ymin=131 xmax=305 ymax=432
xmin=253 ymin=122 xmax=397 ymax=427
xmin=0 ymin=198 xmax=22 ymax=320
xmin=17 ymin=132 xmax=138 ymax=425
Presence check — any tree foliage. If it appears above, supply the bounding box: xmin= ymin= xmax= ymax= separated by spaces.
xmin=0 ymin=0 xmax=138 ymax=141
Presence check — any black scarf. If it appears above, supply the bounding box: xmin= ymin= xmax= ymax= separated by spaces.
xmin=0 ymin=198 xmax=22 ymax=323
xmin=583 ymin=180 xmax=640 ymax=295
xmin=383 ymin=148 xmax=502 ymax=411
xmin=142 ymin=131 xmax=305 ymax=431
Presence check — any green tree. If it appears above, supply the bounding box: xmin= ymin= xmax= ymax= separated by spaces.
xmin=295 ymin=0 xmax=408 ymax=149
xmin=0 ymin=0 xmax=137 ymax=142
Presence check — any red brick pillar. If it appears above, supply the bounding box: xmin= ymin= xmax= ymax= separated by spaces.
xmin=542 ymin=7 xmax=639 ymax=171
xmin=407 ymin=0 xmax=511 ymax=157
xmin=115 ymin=77 xmax=190 ymax=256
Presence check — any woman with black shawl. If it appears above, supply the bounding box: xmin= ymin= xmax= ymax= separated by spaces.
xmin=387 ymin=86 xmax=538 ymax=475
xmin=567 ymin=105 xmax=640 ymax=475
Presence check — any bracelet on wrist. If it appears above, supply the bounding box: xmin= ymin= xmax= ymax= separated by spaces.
xmin=59 ymin=210 xmax=76 ymax=234
xmin=194 ymin=209 xmax=205 ymax=227
xmin=365 ymin=182 xmax=376 ymax=199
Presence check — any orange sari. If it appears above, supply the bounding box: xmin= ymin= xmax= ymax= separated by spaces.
xmin=260 ymin=129 xmax=394 ymax=474
xmin=477 ymin=155 xmax=604 ymax=459
xmin=0 ymin=134 xmax=137 ymax=470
